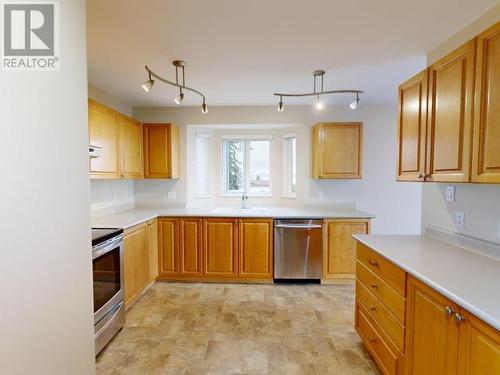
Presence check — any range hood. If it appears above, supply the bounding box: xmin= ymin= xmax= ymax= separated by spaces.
xmin=89 ymin=145 xmax=102 ymax=159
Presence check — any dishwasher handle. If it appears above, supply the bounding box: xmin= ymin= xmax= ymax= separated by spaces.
xmin=275 ymin=224 xmax=323 ymax=229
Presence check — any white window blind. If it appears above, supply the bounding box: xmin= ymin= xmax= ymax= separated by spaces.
xmin=196 ymin=134 xmax=210 ymax=197
xmin=283 ymin=135 xmax=296 ymax=196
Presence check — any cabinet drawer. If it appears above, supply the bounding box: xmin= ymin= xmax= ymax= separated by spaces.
xmin=356 ymin=281 xmax=405 ymax=351
xmin=357 ymin=242 xmax=406 ymax=296
xmin=356 ymin=305 xmax=399 ymax=375
xmin=356 ymin=261 xmax=405 ymax=323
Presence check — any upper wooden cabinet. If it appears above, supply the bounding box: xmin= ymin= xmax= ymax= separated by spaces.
xmin=118 ymin=115 xmax=143 ymax=179
xmin=397 ymin=70 xmax=428 ymax=181
xmin=238 ymin=218 xmax=273 ymax=279
xmin=143 ymin=124 xmax=180 ymax=179
xmin=426 ymin=39 xmax=476 ymax=183
xmin=323 ymin=219 xmax=370 ymax=280
xmin=472 ymin=22 xmax=500 ymax=183
xmin=88 ymin=99 xmax=120 ymax=179
xmin=312 ymin=122 xmax=363 ymax=179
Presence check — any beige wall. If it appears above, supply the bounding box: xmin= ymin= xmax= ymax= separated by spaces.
xmin=133 ymin=105 xmax=422 ymax=235
xmin=422 ymin=5 xmax=500 ymax=244
xmin=88 ymin=83 xmax=132 ymax=116
xmin=0 ymin=0 xmax=95 ymax=373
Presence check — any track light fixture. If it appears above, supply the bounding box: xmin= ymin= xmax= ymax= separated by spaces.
xmin=274 ymin=70 xmax=363 ymax=112
xmin=142 ymin=60 xmax=208 ymax=114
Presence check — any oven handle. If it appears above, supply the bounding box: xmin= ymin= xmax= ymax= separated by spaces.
xmin=275 ymin=224 xmax=323 ymax=229
xmin=92 ymin=237 xmax=123 ymax=259
xmin=95 ymin=302 xmax=124 ymax=338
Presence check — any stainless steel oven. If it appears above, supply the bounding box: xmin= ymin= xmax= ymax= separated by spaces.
xmin=92 ymin=228 xmax=125 ymax=355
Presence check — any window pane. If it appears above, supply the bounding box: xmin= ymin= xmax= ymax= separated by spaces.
xmin=223 ymin=140 xmax=245 ymax=193
xmin=248 ymin=140 xmax=270 ymax=193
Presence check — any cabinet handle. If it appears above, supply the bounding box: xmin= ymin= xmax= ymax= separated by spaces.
xmin=454 ymin=312 xmax=465 ymax=324
xmin=444 ymin=306 xmax=454 ymax=316
xmin=369 ymin=337 xmax=376 ymax=343
xmin=370 ymin=305 xmax=377 ymax=311
xmin=370 ymin=283 xmax=378 ymax=289
xmin=369 ymin=259 xmax=379 ymax=266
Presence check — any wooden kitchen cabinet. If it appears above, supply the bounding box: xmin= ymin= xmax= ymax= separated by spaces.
xmin=458 ymin=308 xmax=500 ymax=374
xmin=396 ymin=70 xmax=428 ymax=182
xmin=238 ymin=218 xmax=273 ymax=279
xmin=312 ymin=122 xmax=363 ymax=179
xmin=118 ymin=115 xmax=143 ymax=179
xmin=158 ymin=218 xmax=180 ymax=276
xmin=123 ymin=223 xmax=149 ymax=307
xmin=179 ymin=218 xmax=203 ymax=276
xmin=88 ymin=99 xmax=120 ymax=179
xmin=146 ymin=218 xmax=158 ymax=282
xmin=426 ymin=39 xmax=476 ymax=183
xmin=472 ymin=22 xmax=500 ymax=183
xmin=203 ymin=218 xmax=238 ymax=277
xmin=143 ymin=124 xmax=180 ymax=179
xmin=323 ymin=219 xmax=370 ymax=280
xmin=405 ymin=276 xmax=460 ymax=374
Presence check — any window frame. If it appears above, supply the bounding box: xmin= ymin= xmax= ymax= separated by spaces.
xmin=220 ymin=135 xmax=273 ymax=197
xmin=195 ymin=132 xmax=212 ymax=198
xmin=282 ymin=133 xmax=297 ymax=198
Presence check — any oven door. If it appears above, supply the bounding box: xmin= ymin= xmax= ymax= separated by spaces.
xmin=92 ymin=236 xmax=123 ymax=324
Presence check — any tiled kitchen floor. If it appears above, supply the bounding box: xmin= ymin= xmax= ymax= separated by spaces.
xmin=96 ymin=283 xmax=379 ymax=375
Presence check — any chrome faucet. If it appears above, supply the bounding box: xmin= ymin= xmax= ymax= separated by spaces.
xmin=241 ymin=192 xmax=249 ymax=209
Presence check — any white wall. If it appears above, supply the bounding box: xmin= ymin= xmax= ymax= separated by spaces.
xmin=133 ymin=105 xmax=422 ymax=234
xmin=88 ymin=85 xmax=135 ymax=212
xmin=0 ymin=0 xmax=95 ymax=374
xmin=422 ymin=4 xmax=500 ymax=244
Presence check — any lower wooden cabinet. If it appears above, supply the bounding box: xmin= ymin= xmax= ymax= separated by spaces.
xmin=123 ymin=223 xmax=149 ymax=307
xmin=238 ymin=218 xmax=273 ymax=279
xmin=323 ymin=219 xmax=370 ymax=280
xmin=146 ymin=219 xmax=158 ymax=282
xmin=158 ymin=218 xmax=180 ymax=276
xmin=179 ymin=218 xmax=203 ymax=276
xmin=203 ymin=218 xmax=239 ymax=277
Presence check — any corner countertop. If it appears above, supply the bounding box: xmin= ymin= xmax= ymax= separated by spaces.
xmin=91 ymin=206 xmax=374 ymax=230
xmin=353 ymin=234 xmax=500 ymax=330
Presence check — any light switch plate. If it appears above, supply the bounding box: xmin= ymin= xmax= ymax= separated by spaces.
xmin=446 ymin=186 xmax=455 ymax=202
xmin=455 ymin=211 xmax=465 ymax=231
xmin=167 ymin=191 xmax=176 ymax=200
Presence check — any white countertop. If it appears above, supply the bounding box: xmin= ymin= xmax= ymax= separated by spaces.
xmin=353 ymin=234 xmax=500 ymax=330
xmin=91 ymin=206 xmax=374 ymax=230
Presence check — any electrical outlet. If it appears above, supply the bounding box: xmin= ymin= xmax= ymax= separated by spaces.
xmin=455 ymin=211 xmax=465 ymax=231
xmin=167 ymin=191 xmax=176 ymax=200
xmin=446 ymin=186 xmax=455 ymax=202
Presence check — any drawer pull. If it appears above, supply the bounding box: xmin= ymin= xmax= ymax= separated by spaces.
xmin=444 ymin=306 xmax=454 ymax=316
xmin=454 ymin=312 xmax=465 ymax=324
xmin=370 ymin=305 xmax=377 ymax=311
xmin=370 ymin=282 xmax=378 ymax=289
xmin=369 ymin=337 xmax=377 ymax=343
xmin=369 ymin=259 xmax=379 ymax=266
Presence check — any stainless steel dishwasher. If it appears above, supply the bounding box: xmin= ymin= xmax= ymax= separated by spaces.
xmin=274 ymin=219 xmax=323 ymax=281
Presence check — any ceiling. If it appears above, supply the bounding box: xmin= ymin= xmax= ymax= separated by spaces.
xmin=87 ymin=0 xmax=497 ymax=107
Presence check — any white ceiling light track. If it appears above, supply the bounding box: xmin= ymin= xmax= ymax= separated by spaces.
xmin=274 ymin=70 xmax=363 ymax=112
xmin=142 ymin=60 xmax=208 ymax=114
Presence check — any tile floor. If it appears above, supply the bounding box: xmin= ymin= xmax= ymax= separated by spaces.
xmin=96 ymin=283 xmax=379 ymax=375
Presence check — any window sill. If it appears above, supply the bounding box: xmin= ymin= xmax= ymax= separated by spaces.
xmin=219 ymin=193 xmax=275 ymax=198
xmin=281 ymin=194 xmax=297 ymax=199
xmin=195 ymin=195 xmax=213 ymax=199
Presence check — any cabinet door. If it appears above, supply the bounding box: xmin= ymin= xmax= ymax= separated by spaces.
xmin=147 ymin=219 xmax=158 ymax=282
xmin=458 ymin=308 xmax=500 ymax=375
xmin=143 ymin=124 xmax=179 ymax=179
xmin=324 ymin=219 xmax=369 ymax=280
xmin=158 ymin=218 xmax=180 ymax=276
xmin=426 ymin=40 xmax=476 ymax=182
xmin=406 ymin=276 xmax=460 ymax=375
xmin=119 ymin=115 xmax=143 ymax=179
xmin=203 ymin=218 xmax=238 ymax=277
xmin=472 ymin=22 xmax=500 ymax=183
xmin=312 ymin=123 xmax=363 ymax=179
xmin=179 ymin=218 xmax=203 ymax=276
xmin=88 ymin=100 xmax=119 ymax=178
xmin=123 ymin=224 xmax=149 ymax=307
xmin=238 ymin=219 xmax=273 ymax=279
xmin=397 ymin=70 xmax=428 ymax=181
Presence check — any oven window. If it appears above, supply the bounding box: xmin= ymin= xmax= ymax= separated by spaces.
xmin=93 ymin=248 xmax=120 ymax=313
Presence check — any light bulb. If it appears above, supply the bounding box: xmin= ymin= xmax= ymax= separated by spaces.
xmin=315 ymin=100 xmax=324 ymax=110
xmin=349 ymin=94 xmax=360 ymax=110
xmin=277 ymin=99 xmax=284 ymax=112
xmin=141 ymin=79 xmax=154 ymax=92
xmin=174 ymin=91 xmax=184 ymax=105
xmin=201 ymin=101 xmax=208 ymax=114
